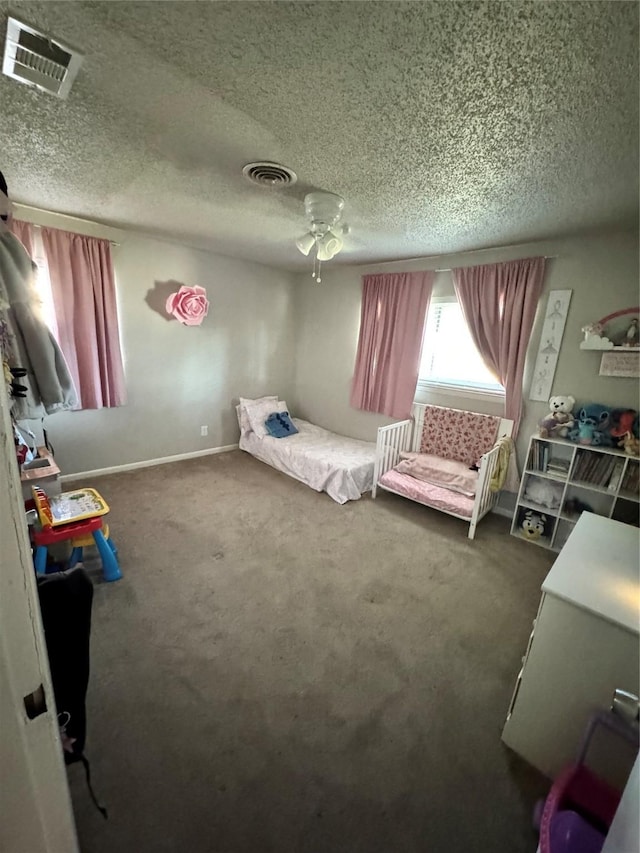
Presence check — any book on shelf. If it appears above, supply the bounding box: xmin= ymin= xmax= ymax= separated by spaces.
xmin=601 ymin=457 xmax=618 ymax=488
xmin=607 ymin=459 xmax=625 ymax=493
xmin=578 ymin=451 xmax=596 ymax=483
xmin=574 ymin=451 xmax=589 ymax=482
xmin=593 ymin=455 xmax=611 ymax=487
xmin=547 ymin=457 xmax=570 ymax=478
xmin=587 ymin=453 xmax=606 ymax=484
xmin=621 ymin=462 xmax=640 ymax=496
xmin=530 ymin=440 xmax=546 ymax=471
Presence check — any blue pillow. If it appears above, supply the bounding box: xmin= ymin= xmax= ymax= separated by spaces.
xmin=264 ymin=411 xmax=298 ymax=438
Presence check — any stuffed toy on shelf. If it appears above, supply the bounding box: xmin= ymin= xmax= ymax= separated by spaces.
xmin=567 ymin=404 xmax=613 ymax=447
xmin=519 ymin=509 xmax=548 ymax=541
xmin=538 ymin=395 xmax=575 ymax=439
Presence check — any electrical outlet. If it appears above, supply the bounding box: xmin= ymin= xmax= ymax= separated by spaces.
xmin=200 ymin=425 xmax=208 ymax=437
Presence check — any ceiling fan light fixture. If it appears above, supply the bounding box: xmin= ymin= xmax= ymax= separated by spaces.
xmin=304 ymin=191 xmax=344 ymax=228
xmin=295 ymin=232 xmax=315 ymax=256
xmin=297 ymin=192 xmax=347 ymax=282
xmin=316 ymin=231 xmax=343 ymax=261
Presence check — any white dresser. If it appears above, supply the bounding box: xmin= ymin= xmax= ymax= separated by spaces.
xmin=502 ymin=513 xmax=640 ymax=783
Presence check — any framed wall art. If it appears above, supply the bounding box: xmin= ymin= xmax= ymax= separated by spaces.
xmin=529 ymin=289 xmax=572 ymax=402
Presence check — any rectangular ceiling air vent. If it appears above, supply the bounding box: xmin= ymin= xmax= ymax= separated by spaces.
xmin=2 ymin=16 xmax=83 ymax=99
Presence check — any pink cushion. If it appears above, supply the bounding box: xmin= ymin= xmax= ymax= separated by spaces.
xmin=420 ymin=405 xmax=500 ymax=466
xmin=396 ymin=452 xmax=478 ymax=497
xmin=379 ymin=470 xmax=475 ymax=518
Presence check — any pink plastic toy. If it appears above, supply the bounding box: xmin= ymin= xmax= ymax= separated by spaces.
xmin=536 ymin=710 xmax=639 ymax=853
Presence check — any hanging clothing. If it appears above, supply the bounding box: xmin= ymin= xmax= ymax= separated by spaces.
xmin=0 ymin=228 xmax=77 ymax=418
xmin=489 ymin=436 xmax=515 ymax=493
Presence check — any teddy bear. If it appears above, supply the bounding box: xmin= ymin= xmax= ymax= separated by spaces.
xmin=538 ymin=395 xmax=575 ymax=439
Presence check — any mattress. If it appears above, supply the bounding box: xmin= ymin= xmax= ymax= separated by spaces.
xmin=378 ymin=469 xmax=475 ymax=518
xmin=239 ymin=418 xmax=376 ymax=504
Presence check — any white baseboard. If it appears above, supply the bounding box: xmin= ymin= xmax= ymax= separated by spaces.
xmin=60 ymin=444 xmax=239 ymax=483
xmin=491 ymin=504 xmax=514 ymax=519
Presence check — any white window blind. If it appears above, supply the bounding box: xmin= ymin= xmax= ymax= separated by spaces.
xmin=418 ymin=301 xmax=504 ymax=395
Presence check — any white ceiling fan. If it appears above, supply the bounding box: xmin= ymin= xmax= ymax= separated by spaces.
xmin=295 ymin=191 xmax=347 ymax=282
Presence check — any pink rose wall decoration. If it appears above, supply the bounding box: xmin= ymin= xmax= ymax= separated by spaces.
xmin=165 ymin=285 xmax=209 ymax=326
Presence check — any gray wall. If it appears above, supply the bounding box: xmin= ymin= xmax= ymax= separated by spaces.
xmin=16 ymin=207 xmax=297 ymax=475
xmin=15 ymin=206 xmax=639 ymax=485
xmin=292 ymin=230 xmax=640 ymax=498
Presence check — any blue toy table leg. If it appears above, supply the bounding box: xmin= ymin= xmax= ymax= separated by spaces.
xmin=34 ymin=546 xmax=48 ymax=575
xmin=92 ymin=529 xmax=122 ymax=582
xmin=68 ymin=546 xmax=83 ymax=568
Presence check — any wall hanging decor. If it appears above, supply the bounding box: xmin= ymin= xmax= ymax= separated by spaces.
xmin=580 ymin=306 xmax=639 ymax=378
xmin=529 ymin=289 xmax=572 ymax=402
xmin=599 ymin=352 xmax=640 ymax=378
xmin=165 ymin=285 xmax=209 ymax=326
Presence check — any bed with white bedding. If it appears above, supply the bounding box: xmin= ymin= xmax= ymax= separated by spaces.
xmin=239 ymin=417 xmax=376 ymax=504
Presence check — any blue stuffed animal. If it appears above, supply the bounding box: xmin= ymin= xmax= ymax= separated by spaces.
xmin=568 ymin=403 xmax=613 ymax=446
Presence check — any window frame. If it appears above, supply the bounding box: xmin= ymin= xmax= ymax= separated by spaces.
xmin=416 ymin=296 xmax=505 ymax=401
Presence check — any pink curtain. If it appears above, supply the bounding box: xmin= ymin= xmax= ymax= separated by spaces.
xmin=452 ymin=257 xmax=545 ymax=436
xmin=350 ymin=271 xmax=434 ymax=418
xmin=39 ymin=225 xmax=126 ymax=409
xmin=9 ymin=219 xmax=34 ymax=255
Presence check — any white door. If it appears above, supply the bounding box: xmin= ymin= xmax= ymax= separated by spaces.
xmin=0 ymin=382 xmax=78 ymax=852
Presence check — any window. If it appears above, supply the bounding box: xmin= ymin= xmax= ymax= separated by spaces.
xmin=10 ymin=220 xmax=126 ymax=409
xmin=418 ymin=300 xmax=504 ymax=396
xmin=29 ymin=227 xmax=58 ymax=340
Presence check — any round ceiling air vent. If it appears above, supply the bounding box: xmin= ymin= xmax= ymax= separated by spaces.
xmin=242 ymin=161 xmax=297 ymax=187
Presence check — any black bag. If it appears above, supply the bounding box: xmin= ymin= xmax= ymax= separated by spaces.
xmin=37 ymin=567 xmax=107 ymax=817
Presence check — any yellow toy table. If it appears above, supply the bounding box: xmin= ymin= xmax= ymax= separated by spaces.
xmin=31 ymin=486 xmax=121 ymax=582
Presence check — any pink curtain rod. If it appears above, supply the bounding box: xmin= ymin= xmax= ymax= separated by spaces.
xmin=14 ymin=205 xmax=120 ymax=245
xmin=361 ymin=240 xmax=559 ymax=271
xmin=434 ymin=255 xmax=557 ymax=272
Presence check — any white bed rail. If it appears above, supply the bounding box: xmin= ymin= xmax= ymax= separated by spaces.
xmin=373 ymin=403 xmax=513 ymax=539
xmin=372 ymin=418 xmax=413 ymax=499
xmin=468 ymin=440 xmax=503 ymax=539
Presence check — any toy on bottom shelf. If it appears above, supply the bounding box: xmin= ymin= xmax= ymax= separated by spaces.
xmin=519 ymin=510 xmax=548 ymax=541
xmin=538 ymin=395 xmax=575 ymax=439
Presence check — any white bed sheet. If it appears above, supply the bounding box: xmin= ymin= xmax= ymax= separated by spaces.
xmin=239 ymin=418 xmax=376 ymax=504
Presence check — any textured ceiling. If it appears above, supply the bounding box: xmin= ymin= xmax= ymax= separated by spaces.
xmin=0 ymin=1 xmax=638 ymax=268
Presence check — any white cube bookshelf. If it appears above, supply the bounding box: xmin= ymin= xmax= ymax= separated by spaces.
xmin=511 ymin=435 xmax=640 ymax=551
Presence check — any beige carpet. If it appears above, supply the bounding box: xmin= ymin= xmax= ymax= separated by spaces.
xmin=67 ymin=450 xmax=554 ymax=853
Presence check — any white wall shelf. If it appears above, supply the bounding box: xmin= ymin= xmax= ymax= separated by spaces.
xmin=580 ymin=343 xmax=640 ymax=352
xmin=511 ymin=435 xmax=640 ymax=551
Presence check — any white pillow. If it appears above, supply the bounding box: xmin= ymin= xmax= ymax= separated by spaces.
xmin=245 ymin=397 xmax=281 ymax=438
xmin=238 ymin=396 xmax=277 ymax=434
